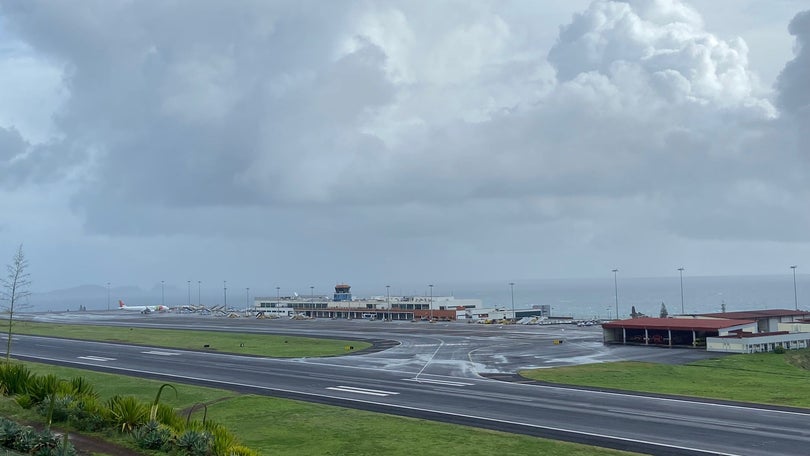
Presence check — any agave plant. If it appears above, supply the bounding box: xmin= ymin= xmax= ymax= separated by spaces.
xmin=132 ymin=420 xmax=173 ymax=451
xmin=150 ymin=383 xmax=177 ymax=421
xmin=106 ymin=395 xmax=148 ymax=433
xmin=176 ymin=429 xmax=212 ymax=456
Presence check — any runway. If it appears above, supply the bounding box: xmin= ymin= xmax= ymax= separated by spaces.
xmin=12 ymin=312 xmax=810 ymax=455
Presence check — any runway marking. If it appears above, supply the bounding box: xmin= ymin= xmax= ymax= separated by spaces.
xmin=404 ymin=378 xmax=473 ymax=387
xmin=78 ymin=356 xmax=115 ymax=362
xmin=326 ymin=386 xmax=399 ymax=397
xmin=142 ymin=350 xmax=181 ymax=356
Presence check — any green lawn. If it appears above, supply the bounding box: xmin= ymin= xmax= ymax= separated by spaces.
xmin=7 ymin=362 xmax=636 ymax=456
xmin=520 ymin=350 xmax=810 ymax=408
xmin=7 ymin=320 xmax=370 ymax=357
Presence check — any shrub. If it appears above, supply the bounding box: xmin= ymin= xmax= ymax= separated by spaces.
xmin=774 ymin=345 xmax=786 ymax=354
xmin=176 ymin=429 xmax=212 ymax=456
xmin=0 ymin=363 xmax=32 ymax=396
xmin=154 ymin=402 xmax=184 ymax=431
xmin=12 ymin=426 xmax=38 ymax=453
xmin=68 ymin=376 xmax=97 ymax=399
xmin=0 ymin=417 xmax=22 ymax=446
xmin=106 ymin=395 xmax=148 ymax=433
xmin=27 ymin=374 xmax=61 ymax=404
xmin=68 ymin=395 xmax=107 ymax=432
xmin=133 ymin=420 xmax=173 ymax=451
xmin=15 ymin=393 xmax=34 ymax=409
xmin=37 ymin=394 xmax=74 ymax=423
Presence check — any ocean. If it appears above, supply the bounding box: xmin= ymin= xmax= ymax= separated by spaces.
xmin=352 ymin=274 xmax=809 ymax=320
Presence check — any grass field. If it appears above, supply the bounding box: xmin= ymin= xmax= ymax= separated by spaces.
xmin=7 ymin=320 xmax=371 ymax=357
xmin=7 ymin=362 xmax=636 ymax=456
xmin=521 ymin=349 xmax=810 ymax=408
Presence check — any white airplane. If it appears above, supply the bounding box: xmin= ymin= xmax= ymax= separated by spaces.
xmin=118 ymin=300 xmax=169 ymax=314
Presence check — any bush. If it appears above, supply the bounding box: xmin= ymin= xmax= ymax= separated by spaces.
xmin=774 ymin=345 xmax=786 ymax=354
xmin=0 ymin=417 xmax=22 ymax=447
xmin=68 ymin=395 xmax=108 ymax=432
xmin=133 ymin=420 xmax=173 ymax=451
xmin=0 ymin=363 xmax=32 ymax=396
xmin=176 ymin=429 xmax=212 ymax=456
xmin=37 ymin=394 xmax=74 ymax=423
xmin=15 ymin=393 xmax=34 ymax=409
xmin=106 ymin=395 xmax=148 ymax=433
xmin=27 ymin=374 xmax=61 ymax=404
xmin=68 ymin=376 xmax=97 ymax=399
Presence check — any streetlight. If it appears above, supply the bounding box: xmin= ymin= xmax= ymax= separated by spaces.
xmin=161 ymin=280 xmax=165 ymax=307
xmin=310 ymin=286 xmax=314 ymax=299
xmin=386 ymin=285 xmax=391 ymax=321
xmin=509 ymin=282 xmax=515 ymax=323
xmin=678 ymin=267 xmax=685 ymax=314
xmin=187 ymin=280 xmax=191 ymax=307
xmin=106 ymin=282 xmax=110 ymax=311
xmin=246 ymin=287 xmax=250 ymax=311
xmin=791 ymin=265 xmax=799 ymax=310
xmin=276 ymin=286 xmax=280 ymax=300
xmin=429 ymin=284 xmax=434 ymax=321
xmin=612 ymin=269 xmax=619 ymax=320
xmin=223 ymin=281 xmax=227 ymax=308
xmin=197 ymin=281 xmax=201 ymax=307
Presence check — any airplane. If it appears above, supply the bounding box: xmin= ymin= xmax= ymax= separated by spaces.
xmin=118 ymin=300 xmax=169 ymax=314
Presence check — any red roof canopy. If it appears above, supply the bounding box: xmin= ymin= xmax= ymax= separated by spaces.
xmin=602 ymin=317 xmax=756 ymax=331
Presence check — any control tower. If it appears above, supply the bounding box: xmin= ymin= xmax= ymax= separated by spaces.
xmin=333 ymin=284 xmax=352 ymax=302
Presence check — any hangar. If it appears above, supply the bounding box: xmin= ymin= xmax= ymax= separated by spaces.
xmin=694 ymin=309 xmax=810 ymax=332
xmin=602 ymin=317 xmax=756 ymax=348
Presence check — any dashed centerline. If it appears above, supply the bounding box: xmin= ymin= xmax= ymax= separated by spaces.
xmin=77 ymin=355 xmax=116 ymax=362
xmin=326 ymin=386 xmax=400 ymax=397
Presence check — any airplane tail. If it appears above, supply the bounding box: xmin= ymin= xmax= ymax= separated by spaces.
xmin=119 ymin=300 xmax=125 ymax=308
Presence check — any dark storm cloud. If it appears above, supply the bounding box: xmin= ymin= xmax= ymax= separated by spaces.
xmin=777 ymin=10 xmax=810 ymax=115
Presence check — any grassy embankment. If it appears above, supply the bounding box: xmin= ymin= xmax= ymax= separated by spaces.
xmin=0 ymin=362 xmax=636 ymax=456
xmin=521 ymin=349 xmax=810 ymax=408
xmin=9 ymin=320 xmax=371 ymax=357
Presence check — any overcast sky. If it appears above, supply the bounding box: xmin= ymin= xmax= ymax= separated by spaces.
xmin=0 ymin=0 xmax=808 ymax=295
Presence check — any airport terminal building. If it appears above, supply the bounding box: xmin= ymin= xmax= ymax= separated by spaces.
xmin=253 ymin=284 xmax=480 ymax=321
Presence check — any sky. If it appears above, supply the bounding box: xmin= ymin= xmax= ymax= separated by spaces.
xmin=0 ymin=0 xmax=808 ymax=297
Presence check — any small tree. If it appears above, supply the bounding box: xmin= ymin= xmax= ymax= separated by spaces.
xmin=1 ymin=245 xmax=31 ymax=362
xmin=659 ymin=302 xmax=669 ymax=318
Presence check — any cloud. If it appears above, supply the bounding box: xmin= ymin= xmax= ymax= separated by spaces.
xmin=777 ymin=10 xmax=810 ymax=115
xmin=0 ymin=0 xmax=808 ymax=287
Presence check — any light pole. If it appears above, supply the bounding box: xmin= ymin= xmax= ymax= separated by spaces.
xmin=678 ymin=267 xmax=685 ymax=314
xmin=612 ymin=269 xmax=619 ymax=320
xmin=429 ymin=284 xmax=434 ymax=321
xmin=197 ymin=281 xmax=201 ymax=307
xmin=791 ymin=265 xmax=799 ymax=310
xmin=310 ymin=286 xmax=314 ymax=299
xmin=509 ymin=282 xmax=515 ymax=323
xmin=187 ymin=280 xmax=191 ymax=307
xmin=276 ymin=286 xmax=280 ymax=300
xmin=246 ymin=287 xmax=250 ymax=311
xmin=223 ymin=281 xmax=227 ymax=308
xmin=386 ymin=285 xmax=391 ymax=321
xmin=106 ymin=282 xmax=110 ymax=311
xmin=161 ymin=280 xmax=165 ymax=307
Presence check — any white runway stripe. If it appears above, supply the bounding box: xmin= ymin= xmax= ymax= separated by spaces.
xmin=327 ymin=386 xmax=400 ymax=397
xmin=78 ymin=355 xmax=116 ymax=362
xmin=142 ymin=350 xmax=181 ymax=356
